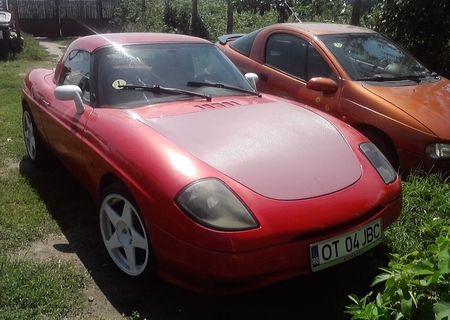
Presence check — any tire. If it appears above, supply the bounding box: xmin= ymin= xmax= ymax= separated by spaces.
xmin=361 ymin=128 xmax=399 ymax=170
xmin=22 ymin=106 xmax=48 ymax=165
xmin=99 ymin=183 xmax=156 ymax=277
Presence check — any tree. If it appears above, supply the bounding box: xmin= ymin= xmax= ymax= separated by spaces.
xmin=291 ymin=0 xmax=350 ymax=23
xmin=233 ymin=0 xmax=293 ymax=23
xmin=227 ymin=0 xmax=233 ymax=33
xmin=350 ymin=0 xmax=361 ymax=26
xmin=190 ymin=0 xmax=208 ymax=37
xmin=376 ymin=0 xmax=450 ymax=77
xmin=191 ymin=0 xmax=198 ymax=33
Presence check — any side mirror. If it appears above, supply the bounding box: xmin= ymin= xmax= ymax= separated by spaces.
xmin=306 ymin=77 xmax=338 ymax=94
xmin=244 ymin=72 xmax=259 ymax=90
xmin=54 ymin=85 xmax=85 ymax=114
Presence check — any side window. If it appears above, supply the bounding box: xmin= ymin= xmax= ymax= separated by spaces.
xmin=307 ymin=45 xmax=334 ymax=80
xmin=265 ymin=33 xmax=307 ymax=80
xmin=230 ymin=29 xmax=260 ymax=56
xmin=59 ymin=50 xmax=91 ymax=103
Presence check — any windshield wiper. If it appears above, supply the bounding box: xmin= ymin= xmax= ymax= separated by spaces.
xmin=356 ymin=75 xmax=428 ymax=83
xmin=118 ymin=84 xmax=212 ymax=102
xmin=187 ymin=81 xmax=261 ymax=97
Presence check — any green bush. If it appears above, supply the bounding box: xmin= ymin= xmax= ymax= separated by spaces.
xmin=16 ymin=34 xmax=49 ymax=61
xmin=346 ymin=227 xmax=450 ymax=320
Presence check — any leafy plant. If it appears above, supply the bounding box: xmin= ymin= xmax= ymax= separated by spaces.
xmin=15 ymin=33 xmax=49 ymax=61
xmin=346 ymin=227 xmax=450 ymax=319
xmin=374 ymin=0 xmax=450 ymax=77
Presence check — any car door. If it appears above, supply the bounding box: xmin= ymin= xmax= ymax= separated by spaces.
xmin=254 ymin=32 xmax=340 ymax=115
xmin=39 ymin=49 xmax=93 ymax=177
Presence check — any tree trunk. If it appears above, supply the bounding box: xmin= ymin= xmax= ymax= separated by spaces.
xmin=351 ymin=0 xmax=362 ymax=26
xmin=226 ymin=0 xmax=233 ymax=33
xmin=191 ymin=0 xmax=198 ymax=35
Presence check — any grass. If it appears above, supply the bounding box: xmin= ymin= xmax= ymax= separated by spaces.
xmin=385 ymin=173 xmax=450 ymax=254
xmin=0 ymin=35 xmax=58 ymax=251
xmin=0 ymin=256 xmax=85 ymax=320
xmin=0 ymin=35 xmax=86 ymax=319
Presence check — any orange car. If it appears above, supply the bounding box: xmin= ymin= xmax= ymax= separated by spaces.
xmin=217 ymin=23 xmax=450 ymax=173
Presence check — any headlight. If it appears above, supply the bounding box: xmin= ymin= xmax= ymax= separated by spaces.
xmin=360 ymin=142 xmax=397 ymax=184
xmin=176 ymin=178 xmax=259 ymax=231
xmin=425 ymin=143 xmax=450 ymax=159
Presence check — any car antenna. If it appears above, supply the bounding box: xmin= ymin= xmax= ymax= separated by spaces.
xmin=284 ymin=0 xmax=302 ymax=23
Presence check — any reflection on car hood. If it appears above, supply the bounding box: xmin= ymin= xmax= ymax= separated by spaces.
xmin=144 ymin=102 xmax=361 ymax=200
xmin=362 ymin=79 xmax=450 ymax=139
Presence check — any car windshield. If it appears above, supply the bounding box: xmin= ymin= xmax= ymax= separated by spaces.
xmin=94 ymin=43 xmax=255 ymax=107
xmin=319 ymin=33 xmax=432 ymax=82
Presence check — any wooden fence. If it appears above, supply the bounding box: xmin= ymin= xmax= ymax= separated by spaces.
xmin=13 ymin=0 xmax=120 ymax=37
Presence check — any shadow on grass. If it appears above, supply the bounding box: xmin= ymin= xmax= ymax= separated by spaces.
xmin=19 ymin=157 xmax=389 ymax=320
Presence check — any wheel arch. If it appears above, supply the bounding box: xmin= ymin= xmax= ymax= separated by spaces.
xmin=98 ymin=172 xmax=143 ymax=210
xmin=353 ymin=123 xmax=400 ymax=169
xmin=99 ymin=172 xmax=126 ymax=197
xmin=22 ymin=98 xmax=29 ymax=109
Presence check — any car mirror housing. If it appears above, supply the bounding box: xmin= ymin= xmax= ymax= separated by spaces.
xmin=54 ymin=85 xmax=84 ymax=114
xmin=244 ymin=72 xmax=259 ymax=90
xmin=306 ymin=77 xmax=338 ymax=94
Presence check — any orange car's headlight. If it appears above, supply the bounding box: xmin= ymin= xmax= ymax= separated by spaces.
xmin=425 ymin=143 xmax=450 ymax=159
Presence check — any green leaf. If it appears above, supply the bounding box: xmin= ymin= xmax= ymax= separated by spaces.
xmin=372 ymin=273 xmax=391 ymax=287
xmin=433 ymin=300 xmax=450 ymax=320
xmin=348 ymin=294 xmax=361 ymax=305
xmin=437 ymin=242 xmax=450 ymax=274
xmin=400 ymin=298 xmax=412 ymax=318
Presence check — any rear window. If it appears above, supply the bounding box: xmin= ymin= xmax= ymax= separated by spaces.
xmin=230 ymin=29 xmax=261 ymax=56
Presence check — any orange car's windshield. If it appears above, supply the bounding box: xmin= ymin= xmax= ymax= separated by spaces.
xmin=319 ymin=33 xmax=433 ymax=82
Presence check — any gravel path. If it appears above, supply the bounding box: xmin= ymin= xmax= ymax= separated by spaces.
xmin=36 ymin=37 xmax=66 ymax=60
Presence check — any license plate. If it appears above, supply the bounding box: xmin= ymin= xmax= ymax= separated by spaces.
xmin=310 ymin=219 xmax=382 ymax=272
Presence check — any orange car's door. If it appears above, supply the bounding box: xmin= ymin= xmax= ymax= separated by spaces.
xmin=254 ymin=32 xmax=340 ymax=115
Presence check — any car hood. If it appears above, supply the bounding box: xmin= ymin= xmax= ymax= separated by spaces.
xmin=143 ymin=102 xmax=361 ymax=200
xmin=362 ymin=79 xmax=450 ymax=139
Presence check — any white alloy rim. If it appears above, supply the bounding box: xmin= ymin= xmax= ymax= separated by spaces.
xmin=99 ymin=193 xmax=149 ymax=276
xmin=23 ymin=110 xmax=36 ymax=160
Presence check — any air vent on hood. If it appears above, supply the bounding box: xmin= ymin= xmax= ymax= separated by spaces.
xmin=194 ymin=101 xmax=241 ymax=110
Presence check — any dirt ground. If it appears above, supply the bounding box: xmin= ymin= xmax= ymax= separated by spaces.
xmin=19 ymin=40 xmax=390 ymax=320
xmin=38 ymin=38 xmax=66 ymax=60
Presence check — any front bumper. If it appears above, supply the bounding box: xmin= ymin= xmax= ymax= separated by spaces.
xmin=398 ymin=147 xmax=450 ymax=175
xmin=151 ymin=196 xmax=402 ymax=294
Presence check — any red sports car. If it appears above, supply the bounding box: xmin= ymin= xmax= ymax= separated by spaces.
xmin=22 ymin=33 xmax=401 ymax=293
xmin=217 ymin=23 xmax=450 ymax=173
